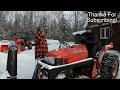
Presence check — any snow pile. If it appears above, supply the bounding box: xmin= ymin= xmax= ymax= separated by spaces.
xmin=17 ymin=47 xmax=35 ymax=79
xmin=0 ymin=72 xmax=9 ymax=79
xmin=48 ymin=42 xmax=75 ymax=51
xmin=0 ymin=47 xmax=36 ymax=79
xmin=67 ymin=42 xmax=75 ymax=46
xmin=48 ymin=44 xmax=59 ymax=51
xmin=0 ymin=40 xmax=9 ymax=43
xmin=72 ymin=30 xmax=86 ymax=36
xmin=0 ymin=52 xmax=8 ymax=79
xmin=0 ymin=40 xmax=9 ymax=46
xmin=31 ymin=39 xmax=60 ymax=45
xmin=47 ymin=39 xmax=60 ymax=45
xmin=0 ymin=39 xmax=60 ymax=79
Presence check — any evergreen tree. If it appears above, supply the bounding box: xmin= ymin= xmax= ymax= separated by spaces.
xmin=13 ymin=13 xmax=22 ymax=33
xmin=58 ymin=15 xmax=69 ymax=42
xmin=28 ymin=11 xmax=33 ymax=31
xmin=38 ymin=16 xmax=48 ymax=38
xmin=49 ymin=19 xmax=59 ymax=39
xmin=22 ymin=14 xmax=29 ymax=30
xmin=28 ymin=11 xmax=34 ymax=39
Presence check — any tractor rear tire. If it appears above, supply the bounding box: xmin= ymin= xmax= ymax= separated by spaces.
xmin=100 ymin=53 xmax=119 ymax=79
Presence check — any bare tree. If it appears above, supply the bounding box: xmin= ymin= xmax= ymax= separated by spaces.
xmin=72 ymin=11 xmax=88 ymax=31
xmin=0 ymin=11 xmax=7 ymax=39
xmin=13 ymin=12 xmax=23 ymax=33
xmin=49 ymin=18 xmax=59 ymax=39
xmin=58 ymin=14 xmax=70 ymax=42
xmin=51 ymin=11 xmax=63 ymax=22
xmin=22 ymin=13 xmax=29 ymax=30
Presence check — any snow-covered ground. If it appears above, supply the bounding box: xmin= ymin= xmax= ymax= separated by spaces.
xmin=0 ymin=40 xmax=120 ymax=79
xmin=0 ymin=40 xmax=75 ymax=79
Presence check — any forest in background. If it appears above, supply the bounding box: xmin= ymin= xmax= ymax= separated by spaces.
xmin=0 ymin=11 xmax=87 ymax=42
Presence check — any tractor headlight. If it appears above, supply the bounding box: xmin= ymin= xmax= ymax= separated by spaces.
xmin=44 ymin=56 xmax=63 ymax=66
xmin=44 ymin=56 xmax=55 ymax=65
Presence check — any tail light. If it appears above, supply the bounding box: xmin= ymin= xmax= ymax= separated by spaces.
xmin=44 ymin=56 xmax=55 ymax=65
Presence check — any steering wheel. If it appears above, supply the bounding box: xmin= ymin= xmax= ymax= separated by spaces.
xmin=59 ymin=41 xmax=71 ymax=49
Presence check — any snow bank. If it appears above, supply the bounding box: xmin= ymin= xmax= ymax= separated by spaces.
xmin=68 ymin=42 xmax=75 ymax=46
xmin=0 ymin=40 xmax=9 ymax=46
xmin=31 ymin=39 xmax=60 ymax=45
xmin=72 ymin=30 xmax=86 ymax=36
xmin=0 ymin=40 xmax=9 ymax=43
xmin=17 ymin=47 xmax=35 ymax=79
xmin=0 ymin=52 xmax=8 ymax=79
xmin=48 ymin=44 xmax=59 ymax=51
xmin=0 ymin=47 xmax=35 ymax=79
xmin=47 ymin=39 xmax=59 ymax=45
xmin=0 ymin=40 xmax=60 ymax=79
xmin=0 ymin=71 xmax=9 ymax=79
xmin=48 ymin=42 xmax=75 ymax=51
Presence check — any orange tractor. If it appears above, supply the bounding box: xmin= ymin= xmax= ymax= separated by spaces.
xmin=33 ymin=39 xmax=119 ymax=79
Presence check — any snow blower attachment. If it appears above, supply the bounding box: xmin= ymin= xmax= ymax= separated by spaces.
xmin=15 ymin=38 xmax=25 ymax=53
xmin=14 ymin=31 xmax=33 ymax=53
xmin=33 ymin=43 xmax=94 ymax=79
xmin=35 ymin=57 xmax=94 ymax=79
xmin=6 ymin=46 xmax=17 ymax=79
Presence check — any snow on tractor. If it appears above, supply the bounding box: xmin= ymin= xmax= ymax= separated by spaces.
xmin=33 ymin=40 xmax=119 ymax=79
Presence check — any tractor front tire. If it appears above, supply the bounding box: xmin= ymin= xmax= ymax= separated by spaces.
xmin=100 ymin=53 xmax=119 ymax=79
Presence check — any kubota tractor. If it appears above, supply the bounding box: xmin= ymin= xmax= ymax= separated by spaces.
xmin=32 ymin=39 xmax=119 ymax=79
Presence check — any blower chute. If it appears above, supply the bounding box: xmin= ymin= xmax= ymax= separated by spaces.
xmin=6 ymin=44 xmax=17 ymax=79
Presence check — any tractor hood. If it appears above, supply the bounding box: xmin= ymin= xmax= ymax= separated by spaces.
xmin=46 ymin=44 xmax=88 ymax=60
